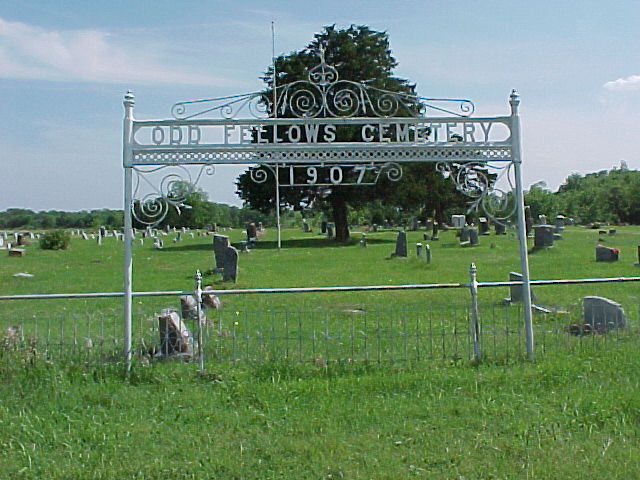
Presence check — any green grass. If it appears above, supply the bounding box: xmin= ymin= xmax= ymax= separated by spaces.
xmin=1 ymin=226 xmax=640 ymax=478
xmin=1 ymin=343 xmax=639 ymax=478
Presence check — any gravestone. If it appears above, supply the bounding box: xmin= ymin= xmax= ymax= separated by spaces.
xmin=533 ymin=225 xmax=554 ymax=247
xmin=180 ymin=294 xmax=207 ymax=324
xmin=237 ymin=241 xmax=250 ymax=253
xmin=371 ymin=224 xmax=378 ymax=232
xmin=538 ymin=214 xmax=547 ymax=225
xmin=213 ymin=235 xmax=230 ymax=270
xmin=158 ymin=308 xmax=192 ymax=357
xmin=581 ymin=296 xmax=627 ymax=334
xmin=8 ymin=248 xmax=25 ymax=257
xmin=525 ymin=206 xmax=533 ymax=236
xmin=608 ymin=229 xmax=616 ymax=235
xmin=393 ymin=231 xmax=407 ymax=257
xmin=459 ymin=227 xmax=470 ymax=243
xmin=595 ymin=245 xmax=618 ymax=262
xmin=416 ymin=242 xmax=422 ymax=257
xmin=469 ymin=228 xmax=479 ymax=246
xmin=479 ymin=217 xmax=489 ymax=235
xmin=213 ymin=234 xmax=238 ymax=282
xmin=258 ymin=222 xmax=264 ymax=232
xmin=506 ymin=272 xmax=537 ymax=303
xmin=180 ymin=291 xmax=221 ymax=324
xmin=97 ymin=234 xmax=102 ymax=246
xmin=424 ymin=244 xmax=431 ymax=264
xmin=495 ymin=222 xmax=506 ymax=235
xmin=153 ymin=237 xmax=164 ymax=249
xmin=359 ymin=234 xmax=367 ymax=247
xmin=321 ymin=221 xmax=328 ymax=234
xmin=246 ymin=223 xmax=258 ymax=245
xmin=302 ymin=219 xmax=311 ymax=233
xmin=409 ymin=217 xmax=419 ymax=231
xmin=326 ymin=224 xmax=334 ymax=239
xmin=553 ymin=215 xmax=565 ymax=233
xmin=451 ymin=215 xmax=466 ymax=228
xmin=221 ymin=246 xmax=239 ymax=282
xmin=0 ymin=237 xmax=3 ymax=248
xmin=431 ymin=221 xmax=439 ymax=241
xmin=81 ymin=232 xmax=88 ymax=240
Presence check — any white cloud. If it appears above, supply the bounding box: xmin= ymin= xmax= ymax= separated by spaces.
xmin=603 ymin=74 xmax=640 ymax=91
xmin=0 ymin=17 xmax=228 ymax=86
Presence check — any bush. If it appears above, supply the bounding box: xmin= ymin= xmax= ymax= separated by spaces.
xmin=39 ymin=231 xmax=71 ymax=250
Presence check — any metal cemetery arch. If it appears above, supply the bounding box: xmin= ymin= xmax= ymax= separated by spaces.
xmin=121 ymin=53 xmax=534 ymax=365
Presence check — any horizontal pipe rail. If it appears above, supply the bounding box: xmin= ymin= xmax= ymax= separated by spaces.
xmin=1 ymin=276 xmax=639 ymax=301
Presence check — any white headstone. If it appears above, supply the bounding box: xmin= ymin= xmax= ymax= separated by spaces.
xmin=451 ymin=215 xmax=466 ymax=228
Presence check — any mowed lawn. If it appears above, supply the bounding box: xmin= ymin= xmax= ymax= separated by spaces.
xmin=1 ymin=225 xmax=640 ymax=478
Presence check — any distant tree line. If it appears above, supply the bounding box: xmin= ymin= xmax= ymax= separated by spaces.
xmin=0 ymin=198 xmax=274 ymax=231
xmin=525 ymin=164 xmax=640 ymax=224
xmin=0 ymin=208 xmax=124 ymax=230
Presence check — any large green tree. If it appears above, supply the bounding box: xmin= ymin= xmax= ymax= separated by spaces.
xmin=236 ymin=25 xmax=469 ymax=241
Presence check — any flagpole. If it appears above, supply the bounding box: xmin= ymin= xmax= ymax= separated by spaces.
xmin=272 ymin=21 xmax=282 ymax=250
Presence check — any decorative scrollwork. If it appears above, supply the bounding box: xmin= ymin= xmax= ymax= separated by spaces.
xmin=437 ymin=161 xmax=516 ymax=223
xmin=171 ymin=50 xmax=475 ymax=120
xmin=381 ymin=162 xmax=403 ymax=182
xmin=171 ymin=92 xmax=267 ymax=120
xmin=481 ymin=188 xmax=515 ymax=221
xmin=249 ymin=165 xmax=273 ymax=184
xmin=131 ymin=165 xmax=215 ymax=226
xmin=308 ymin=46 xmax=339 ymax=86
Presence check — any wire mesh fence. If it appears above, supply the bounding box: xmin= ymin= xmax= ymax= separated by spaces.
xmin=1 ymin=278 xmax=639 ymax=367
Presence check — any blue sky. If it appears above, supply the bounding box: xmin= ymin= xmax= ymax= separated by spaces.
xmin=1 ymin=0 xmax=639 ymax=211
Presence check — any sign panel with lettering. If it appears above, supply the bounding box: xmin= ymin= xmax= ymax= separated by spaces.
xmin=129 ymin=117 xmax=513 ymax=166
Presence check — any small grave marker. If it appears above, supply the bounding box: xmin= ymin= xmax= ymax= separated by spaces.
xmin=158 ymin=308 xmax=192 ymax=357
xmin=533 ymin=225 xmax=554 ymax=247
xmin=574 ymin=296 xmax=628 ymax=334
xmin=595 ymin=245 xmax=618 ymax=262
xmin=392 ymin=231 xmax=407 ymax=257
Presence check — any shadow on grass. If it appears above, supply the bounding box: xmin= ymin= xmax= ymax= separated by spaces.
xmin=162 ymin=236 xmax=394 ymax=252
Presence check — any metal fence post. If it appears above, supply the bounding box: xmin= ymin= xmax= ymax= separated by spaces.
xmin=194 ymin=269 xmax=204 ymax=372
xmin=122 ymin=91 xmax=135 ymax=372
xmin=510 ymin=90 xmax=535 ymax=361
xmin=469 ymin=262 xmax=481 ymax=362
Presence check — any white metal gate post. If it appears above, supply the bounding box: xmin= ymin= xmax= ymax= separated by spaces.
xmin=122 ymin=91 xmax=135 ymax=369
xmin=509 ymin=90 xmax=535 ymax=360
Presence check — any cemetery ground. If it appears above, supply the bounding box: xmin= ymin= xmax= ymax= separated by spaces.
xmin=1 ymin=226 xmax=640 ymax=477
